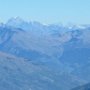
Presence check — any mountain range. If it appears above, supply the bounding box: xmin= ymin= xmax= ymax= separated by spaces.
xmin=0 ymin=17 xmax=90 ymax=90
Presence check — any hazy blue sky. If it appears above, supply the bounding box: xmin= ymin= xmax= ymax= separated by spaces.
xmin=0 ymin=0 xmax=90 ymax=24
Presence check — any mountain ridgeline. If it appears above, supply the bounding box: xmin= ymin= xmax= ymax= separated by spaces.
xmin=0 ymin=18 xmax=90 ymax=90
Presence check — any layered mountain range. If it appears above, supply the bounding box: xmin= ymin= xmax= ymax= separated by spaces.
xmin=0 ymin=17 xmax=90 ymax=90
